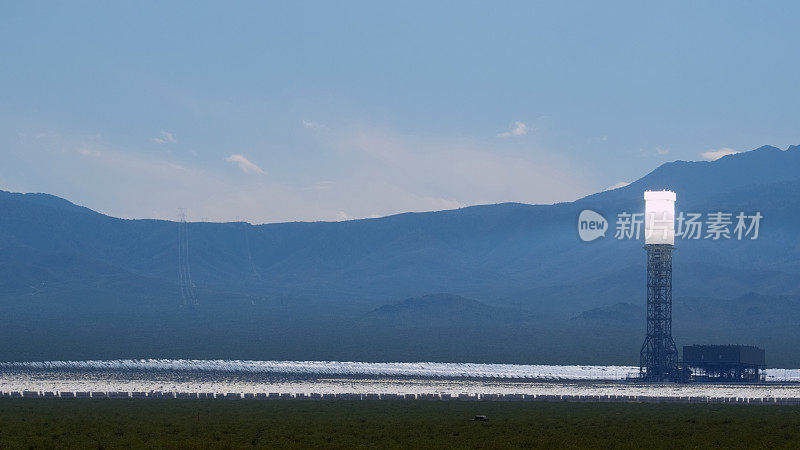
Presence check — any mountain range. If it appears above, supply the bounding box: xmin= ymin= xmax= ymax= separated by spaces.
xmin=1 ymin=144 xmax=799 ymax=365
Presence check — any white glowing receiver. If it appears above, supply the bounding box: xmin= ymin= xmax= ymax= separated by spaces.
xmin=644 ymin=190 xmax=676 ymax=245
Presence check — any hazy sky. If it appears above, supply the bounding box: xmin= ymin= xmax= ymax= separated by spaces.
xmin=2 ymin=1 xmax=799 ymax=223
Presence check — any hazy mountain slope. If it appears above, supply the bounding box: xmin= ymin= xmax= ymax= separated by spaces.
xmin=0 ymin=144 xmax=799 ymax=363
xmin=2 ymin=144 xmax=800 ymax=305
xmin=2 ymin=144 xmax=799 ymax=307
xmin=500 ymin=260 xmax=800 ymax=319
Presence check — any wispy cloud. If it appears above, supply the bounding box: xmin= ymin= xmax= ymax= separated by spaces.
xmin=304 ymin=180 xmax=335 ymax=191
xmin=77 ymin=148 xmax=102 ymax=158
xmin=225 ymin=154 xmax=264 ymax=175
xmin=343 ymin=126 xmax=585 ymax=210
xmin=496 ymin=121 xmax=529 ymax=138
xmin=656 ymin=146 xmax=670 ymax=155
xmin=302 ymin=120 xmax=329 ymax=131
xmin=605 ymin=181 xmax=630 ymax=191
xmin=9 ymin=126 xmax=587 ymax=224
xmin=701 ymin=147 xmax=739 ymax=161
xmin=151 ymin=131 xmax=177 ymax=144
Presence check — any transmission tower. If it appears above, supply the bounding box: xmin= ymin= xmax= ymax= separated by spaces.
xmin=177 ymin=208 xmax=199 ymax=307
xmin=241 ymin=221 xmax=262 ymax=281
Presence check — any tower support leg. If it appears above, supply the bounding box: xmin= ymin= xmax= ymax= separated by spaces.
xmin=640 ymin=244 xmax=677 ymax=381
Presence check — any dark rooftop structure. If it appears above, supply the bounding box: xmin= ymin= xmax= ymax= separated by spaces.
xmin=682 ymin=345 xmax=766 ymax=382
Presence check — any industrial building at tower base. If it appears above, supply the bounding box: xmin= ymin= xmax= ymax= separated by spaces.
xmin=634 ymin=190 xmax=765 ymax=383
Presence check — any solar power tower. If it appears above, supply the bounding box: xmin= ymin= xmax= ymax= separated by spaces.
xmin=639 ymin=190 xmax=678 ymax=381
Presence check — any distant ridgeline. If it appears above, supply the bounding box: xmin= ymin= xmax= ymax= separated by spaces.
xmin=1 ymin=144 xmax=800 ymax=365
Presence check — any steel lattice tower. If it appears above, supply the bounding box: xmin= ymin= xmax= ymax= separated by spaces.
xmin=639 ymin=243 xmax=678 ymax=380
xmin=177 ymin=208 xmax=199 ymax=307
